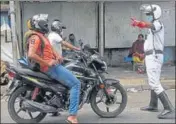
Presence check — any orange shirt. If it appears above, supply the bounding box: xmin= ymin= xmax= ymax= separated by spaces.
xmin=28 ymin=33 xmax=56 ymax=72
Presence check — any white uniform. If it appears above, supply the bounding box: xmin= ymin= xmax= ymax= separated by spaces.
xmin=48 ymin=32 xmax=63 ymax=56
xmin=144 ymin=20 xmax=164 ymax=95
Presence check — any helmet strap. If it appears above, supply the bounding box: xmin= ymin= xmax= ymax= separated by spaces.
xmin=150 ymin=4 xmax=157 ymax=21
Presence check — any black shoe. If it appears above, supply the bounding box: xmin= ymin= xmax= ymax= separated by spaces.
xmin=140 ymin=90 xmax=159 ymax=112
xmin=157 ymin=91 xmax=175 ymax=119
xmin=51 ymin=112 xmax=61 ymax=117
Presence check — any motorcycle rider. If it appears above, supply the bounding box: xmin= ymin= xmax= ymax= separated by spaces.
xmin=48 ymin=19 xmax=80 ymax=57
xmin=48 ymin=19 xmax=80 ymax=117
xmin=26 ymin=14 xmax=80 ymax=123
xmin=131 ymin=4 xmax=175 ymax=119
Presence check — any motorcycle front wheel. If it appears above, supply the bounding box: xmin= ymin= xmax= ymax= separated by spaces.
xmin=90 ymin=80 xmax=127 ymax=118
xmin=8 ymin=86 xmax=47 ymax=123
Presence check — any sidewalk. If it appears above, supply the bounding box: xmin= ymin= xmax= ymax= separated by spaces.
xmin=105 ymin=64 xmax=175 ymax=91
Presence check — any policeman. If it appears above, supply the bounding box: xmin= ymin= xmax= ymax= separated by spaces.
xmin=131 ymin=4 xmax=175 ymax=119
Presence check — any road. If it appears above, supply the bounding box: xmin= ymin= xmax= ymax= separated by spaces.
xmin=1 ymin=90 xmax=175 ymax=123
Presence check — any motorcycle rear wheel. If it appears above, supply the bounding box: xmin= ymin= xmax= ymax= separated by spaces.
xmin=8 ymin=86 xmax=47 ymax=123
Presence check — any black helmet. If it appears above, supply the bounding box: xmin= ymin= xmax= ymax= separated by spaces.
xmin=29 ymin=14 xmax=49 ymax=34
xmin=51 ymin=19 xmax=66 ymax=35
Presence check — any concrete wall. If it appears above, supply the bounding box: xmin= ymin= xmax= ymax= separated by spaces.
xmin=103 ymin=1 xmax=175 ymax=66
xmin=104 ymin=48 xmax=129 ymax=66
xmin=104 ymin=47 xmax=175 ymax=66
xmin=21 ymin=1 xmax=98 ymax=48
xmin=105 ymin=1 xmax=175 ymax=48
xmin=105 ymin=1 xmax=142 ymax=48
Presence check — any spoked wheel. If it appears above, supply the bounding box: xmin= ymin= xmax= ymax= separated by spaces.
xmin=8 ymin=86 xmax=46 ymax=123
xmin=90 ymin=81 xmax=127 ymax=118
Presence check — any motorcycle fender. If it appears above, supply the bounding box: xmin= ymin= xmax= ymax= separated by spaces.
xmin=3 ymin=80 xmax=20 ymax=98
xmin=88 ymin=79 xmax=121 ymax=104
xmin=92 ymin=79 xmax=121 ymax=91
xmin=9 ymin=85 xmax=20 ymax=96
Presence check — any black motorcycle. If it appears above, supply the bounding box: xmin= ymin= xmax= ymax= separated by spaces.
xmin=6 ymin=46 xmax=127 ymax=123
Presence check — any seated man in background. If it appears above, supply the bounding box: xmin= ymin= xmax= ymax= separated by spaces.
xmin=68 ymin=33 xmax=78 ymax=47
xmin=128 ymin=34 xmax=145 ymax=64
xmin=62 ymin=33 xmax=78 ymax=56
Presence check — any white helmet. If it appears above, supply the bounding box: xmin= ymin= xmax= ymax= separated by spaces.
xmin=140 ymin=4 xmax=162 ymax=20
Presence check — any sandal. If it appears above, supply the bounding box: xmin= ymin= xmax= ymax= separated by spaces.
xmin=65 ymin=119 xmax=78 ymax=124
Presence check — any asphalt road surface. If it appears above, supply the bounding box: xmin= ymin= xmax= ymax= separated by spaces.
xmin=1 ymin=90 xmax=175 ymax=123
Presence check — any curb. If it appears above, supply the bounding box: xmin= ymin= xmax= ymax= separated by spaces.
xmin=1 ymin=78 xmax=175 ymax=95
xmin=119 ymin=78 xmax=175 ymax=91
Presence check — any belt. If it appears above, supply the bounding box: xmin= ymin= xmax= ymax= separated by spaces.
xmin=145 ymin=50 xmax=163 ymax=56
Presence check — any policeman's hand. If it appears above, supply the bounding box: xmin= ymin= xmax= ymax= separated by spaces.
xmin=48 ymin=59 xmax=58 ymax=67
xmin=131 ymin=17 xmax=139 ymax=27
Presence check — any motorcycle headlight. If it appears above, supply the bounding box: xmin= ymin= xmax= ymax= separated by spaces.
xmin=91 ymin=54 xmax=98 ymax=60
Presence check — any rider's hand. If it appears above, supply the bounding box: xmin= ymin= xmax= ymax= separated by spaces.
xmin=74 ymin=47 xmax=81 ymax=51
xmin=57 ymin=55 xmax=63 ymax=64
xmin=48 ymin=59 xmax=58 ymax=67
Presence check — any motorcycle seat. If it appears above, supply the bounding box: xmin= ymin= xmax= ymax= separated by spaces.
xmin=12 ymin=67 xmax=52 ymax=81
xmin=11 ymin=67 xmax=70 ymax=89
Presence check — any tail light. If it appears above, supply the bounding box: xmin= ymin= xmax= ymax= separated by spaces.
xmin=8 ymin=71 xmax=16 ymax=79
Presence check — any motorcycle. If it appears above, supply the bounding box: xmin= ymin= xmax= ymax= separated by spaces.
xmin=5 ymin=44 xmax=127 ymax=123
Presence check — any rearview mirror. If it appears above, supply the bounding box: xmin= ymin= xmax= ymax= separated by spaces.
xmin=78 ymin=39 xmax=83 ymax=47
xmin=63 ymin=37 xmax=67 ymax=41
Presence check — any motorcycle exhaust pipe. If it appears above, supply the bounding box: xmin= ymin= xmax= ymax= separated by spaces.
xmin=22 ymin=100 xmax=57 ymax=113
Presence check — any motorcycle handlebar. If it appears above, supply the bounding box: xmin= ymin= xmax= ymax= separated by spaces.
xmin=73 ymin=50 xmax=88 ymax=58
